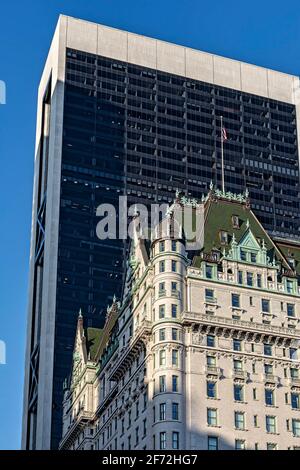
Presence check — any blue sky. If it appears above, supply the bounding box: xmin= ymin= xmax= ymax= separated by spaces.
xmin=0 ymin=0 xmax=300 ymax=450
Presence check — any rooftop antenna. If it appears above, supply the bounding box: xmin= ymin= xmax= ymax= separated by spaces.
xmin=220 ymin=116 xmax=227 ymax=193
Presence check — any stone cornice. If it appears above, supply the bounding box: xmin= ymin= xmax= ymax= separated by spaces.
xmin=182 ymin=311 xmax=300 ymax=343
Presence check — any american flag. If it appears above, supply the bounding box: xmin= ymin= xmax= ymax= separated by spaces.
xmin=222 ymin=127 xmax=228 ymax=141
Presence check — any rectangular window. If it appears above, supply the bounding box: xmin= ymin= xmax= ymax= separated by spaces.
xmin=240 ymin=250 xmax=247 ymax=261
xmin=159 ymin=260 xmax=165 ymax=273
xmin=232 ymin=215 xmax=239 ymax=229
xmin=292 ymin=419 xmax=300 ymax=437
xmin=159 ymin=350 xmax=166 ymax=366
xmin=257 ymin=273 xmax=262 ymax=288
xmin=235 ymin=439 xmax=245 ymax=450
xmin=159 ymin=305 xmax=165 ymax=319
xmin=234 ymin=412 xmax=245 ymax=430
xmin=171 ymin=281 xmax=177 ymax=293
xmin=287 ymin=303 xmax=295 ymax=317
xmin=233 ymin=359 xmax=242 ymax=371
xmin=254 ymin=415 xmax=258 ymax=427
xmin=264 ymin=364 xmax=273 ymax=376
xmin=135 ymin=426 xmax=139 ymax=446
xmin=171 ymin=240 xmax=177 ymax=252
xmin=158 ymin=282 xmax=165 ymax=295
xmin=143 ymin=419 xmax=146 ymax=436
xmin=172 ymin=375 xmax=178 ymax=392
xmin=207 ymin=355 xmax=216 ymax=367
xmin=205 ymin=288 xmax=215 ymax=302
xmin=171 ymin=304 xmax=178 ymax=318
xmin=266 ymin=415 xmax=276 ymax=433
xmin=220 ymin=231 xmax=228 ymax=244
xmin=265 ymin=389 xmax=274 ymax=406
xmin=238 ymin=271 xmax=243 ymax=284
xmin=172 ymin=349 xmax=178 ymax=366
xmin=171 ymin=260 xmax=177 ymax=272
xmin=287 ymin=280 xmax=293 ymax=294
xmin=159 ymin=403 xmax=166 ymax=421
xmin=233 ymin=339 xmax=242 ymax=351
xmin=234 ymin=384 xmax=244 ymax=402
xmin=208 ymin=436 xmax=218 ymax=450
xmin=207 ymin=381 xmax=216 ymax=398
xmin=159 ymin=241 xmax=165 ymax=252
xmin=231 ymin=293 xmax=240 ymax=308
xmin=291 ymin=368 xmax=299 ymax=379
xmin=290 ymin=348 xmax=298 ymax=360
xmin=159 ymin=432 xmax=166 ymax=450
xmin=159 ymin=375 xmax=166 ymax=393
xmin=291 ymin=393 xmax=300 ymax=410
xmin=207 ymin=408 xmax=218 ymax=426
xmin=250 ymin=253 xmax=257 ymax=263
xmin=264 ymin=344 xmax=272 ymax=356
xmin=172 ymin=402 xmax=179 ymax=420
xmin=207 ymin=335 xmax=215 ymax=347
xmin=262 ymin=299 xmax=270 ymax=313
xmin=206 ymin=265 xmax=213 ymax=279
xmin=159 ymin=329 xmax=166 ymax=341
xmin=172 ymin=431 xmax=179 ymax=449
xmin=172 ymin=328 xmax=178 ymax=341
xmin=247 ymin=272 xmax=253 ymax=286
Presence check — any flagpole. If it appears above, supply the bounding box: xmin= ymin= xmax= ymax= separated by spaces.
xmin=221 ymin=115 xmax=225 ymax=193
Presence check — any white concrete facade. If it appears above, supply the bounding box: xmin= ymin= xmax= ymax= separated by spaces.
xmin=60 ymin=194 xmax=300 ymax=451
xmin=23 ymin=14 xmax=300 ymax=450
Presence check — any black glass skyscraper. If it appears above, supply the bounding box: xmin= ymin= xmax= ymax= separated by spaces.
xmin=22 ymin=15 xmax=300 ymax=449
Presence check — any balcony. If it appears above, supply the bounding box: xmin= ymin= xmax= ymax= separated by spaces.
xmin=264 ymin=374 xmax=277 ymax=384
xmin=109 ymin=319 xmax=152 ymax=381
xmin=233 ymin=369 xmax=248 ymax=380
xmin=205 ymin=297 xmax=217 ymax=304
xmin=289 ymin=377 xmax=300 ymax=387
xmin=171 ymin=289 xmax=181 ymax=299
xmin=95 ymin=383 xmax=118 ymax=417
xmin=182 ymin=311 xmax=300 ymax=339
xmin=59 ymin=409 xmax=94 ymax=449
xmin=205 ymin=366 xmax=222 ymax=378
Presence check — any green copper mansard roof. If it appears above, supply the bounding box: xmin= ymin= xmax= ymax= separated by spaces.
xmin=188 ymin=187 xmax=294 ymax=272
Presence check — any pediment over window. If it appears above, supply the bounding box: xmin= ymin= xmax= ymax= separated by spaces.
xmin=238 ymin=228 xmax=261 ymax=252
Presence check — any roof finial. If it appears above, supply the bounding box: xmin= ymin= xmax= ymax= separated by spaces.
xmin=209 ymin=180 xmax=214 ymax=191
xmin=78 ymin=308 xmax=83 ymax=319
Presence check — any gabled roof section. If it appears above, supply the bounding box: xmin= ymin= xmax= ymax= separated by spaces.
xmin=192 ymin=186 xmax=291 ymax=270
xmin=86 ymin=328 xmax=103 ymax=361
xmin=276 ymin=240 xmax=300 ymax=276
xmin=72 ymin=310 xmax=103 ymax=363
xmin=73 ymin=310 xmax=88 ymax=364
xmin=238 ymin=227 xmax=261 ymax=251
xmin=95 ymin=297 xmax=119 ymax=362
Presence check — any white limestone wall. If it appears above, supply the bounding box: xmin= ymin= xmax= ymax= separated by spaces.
xmin=187 ymin=349 xmax=300 ymax=450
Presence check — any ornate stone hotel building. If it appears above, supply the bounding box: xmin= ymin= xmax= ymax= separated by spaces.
xmin=59 ymin=188 xmax=300 ymax=451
